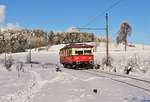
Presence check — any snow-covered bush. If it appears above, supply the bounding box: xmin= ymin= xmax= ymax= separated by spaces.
xmin=16 ymin=61 xmax=24 ymax=72
xmin=98 ymin=56 xmax=114 ymax=71
xmin=101 ymin=56 xmax=113 ymax=67
xmin=26 ymin=53 xmax=31 ymax=63
xmin=123 ymin=54 xmax=149 ymax=75
xmin=4 ymin=56 xmax=14 ymax=71
xmin=127 ymin=54 xmax=139 ymax=67
xmin=16 ymin=61 xmax=24 ymax=78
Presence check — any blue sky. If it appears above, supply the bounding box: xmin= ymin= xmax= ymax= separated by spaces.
xmin=0 ymin=0 xmax=150 ymax=44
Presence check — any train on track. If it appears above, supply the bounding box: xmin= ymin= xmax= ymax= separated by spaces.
xmin=59 ymin=43 xmax=94 ymax=69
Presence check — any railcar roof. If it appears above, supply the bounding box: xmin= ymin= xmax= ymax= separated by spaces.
xmin=60 ymin=44 xmax=93 ymax=50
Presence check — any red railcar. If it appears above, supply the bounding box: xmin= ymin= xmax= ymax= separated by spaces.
xmin=59 ymin=43 xmax=94 ymax=69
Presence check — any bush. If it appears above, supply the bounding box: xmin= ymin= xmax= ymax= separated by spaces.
xmin=124 ymin=54 xmax=139 ymax=74
xmin=16 ymin=61 xmax=24 ymax=72
xmin=16 ymin=61 xmax=24 ymax=78
xmin=26 ymin=53 xmax=31 ymax=63
xmin=4 ymin=56 xmax=14 ymax=71
xmin=102 ymin=56 xmax=113 ymax=67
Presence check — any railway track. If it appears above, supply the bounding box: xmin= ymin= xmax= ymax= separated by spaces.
xmin=82 ymin=69 xmax=150 ymax=93
xmin=95 ymin=70 xmax=150 ymax=83
xmin=58 ymin=64 xmax=150 ymax=93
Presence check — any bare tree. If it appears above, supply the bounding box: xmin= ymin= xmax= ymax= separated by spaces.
xmin=116 ymin=22 xmax=132 ymax=51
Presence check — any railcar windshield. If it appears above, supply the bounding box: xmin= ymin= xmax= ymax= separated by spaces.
xmin=84 ymin=50 xmax=92 ymax=55
xmin=75 ymin=48 xmax=92 ymax=55
xmin=75 ymin=50 xmax=83 ymax=55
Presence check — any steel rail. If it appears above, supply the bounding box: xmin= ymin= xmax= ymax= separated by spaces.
xmin=83 ymin=70 xmax=150 ymax=92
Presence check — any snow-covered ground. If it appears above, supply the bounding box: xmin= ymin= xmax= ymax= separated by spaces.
xmin=95 ymin=43 xmax=150 ymax=78
xmin=0 ymin=42 xmax=150 ymax=102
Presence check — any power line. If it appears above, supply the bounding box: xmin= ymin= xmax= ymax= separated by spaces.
xmin=73 ymin=27 xmax=106 ymax=31
xmin=82 ymin=0 xmax=122 ymax=27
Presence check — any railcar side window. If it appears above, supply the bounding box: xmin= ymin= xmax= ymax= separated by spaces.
xmin=66 ymin=49 xmax=69 ymax=56
xmin=69 ymin=49 xmax=72 ymax=56
xmin=84 ymin=50 xmax=91 ymax=55
xmin=64 ymin=50 xmax=67 ymax=56
xmin=75 ymin=51 xmax=83 ymax=55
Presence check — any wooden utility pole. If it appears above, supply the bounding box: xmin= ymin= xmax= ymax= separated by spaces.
xmin=106 ymin=13 xmax=109 ymax=66
xmin=29 ymin=32 xmax=32 ymax=67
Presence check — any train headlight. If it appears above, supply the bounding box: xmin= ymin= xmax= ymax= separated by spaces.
xmin=89 ymin=57 xmax=91 ymax=60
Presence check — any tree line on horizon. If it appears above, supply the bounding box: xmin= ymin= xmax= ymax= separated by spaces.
xmin=0 ymin=29 xmax=105 ymax=53
xmin=0 ymin=21 xmax=132 ymax=53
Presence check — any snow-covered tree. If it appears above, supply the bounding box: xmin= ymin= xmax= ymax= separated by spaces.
xmin=116 ymin=22 xmax=132 ymax=51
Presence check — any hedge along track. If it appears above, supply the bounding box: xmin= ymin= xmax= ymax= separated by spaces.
xmin=82 ymin=69 xmax=150 ymax=93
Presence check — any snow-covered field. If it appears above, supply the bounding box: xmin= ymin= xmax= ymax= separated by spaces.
xmin=0 ymin=42 xmax=150 ymax=102
xmin=95 ymin=43 xmax=150 ymax=78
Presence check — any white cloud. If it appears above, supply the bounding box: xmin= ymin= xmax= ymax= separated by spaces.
xmin=0 ymin=23 xmax=22 ymax=31
xmin=0 ymin=5 xmax=6 ymax=23
xmin=0 ymin=25 xmax=5 ymax=31
xmin=6 ymin=23 xmax=22 ymax=31
xmin=0 ymin=5 xmax=22 ymax=31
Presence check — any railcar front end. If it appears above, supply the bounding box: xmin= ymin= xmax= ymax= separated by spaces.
xmin=59 ymin=44 xmax=94 ymax=69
